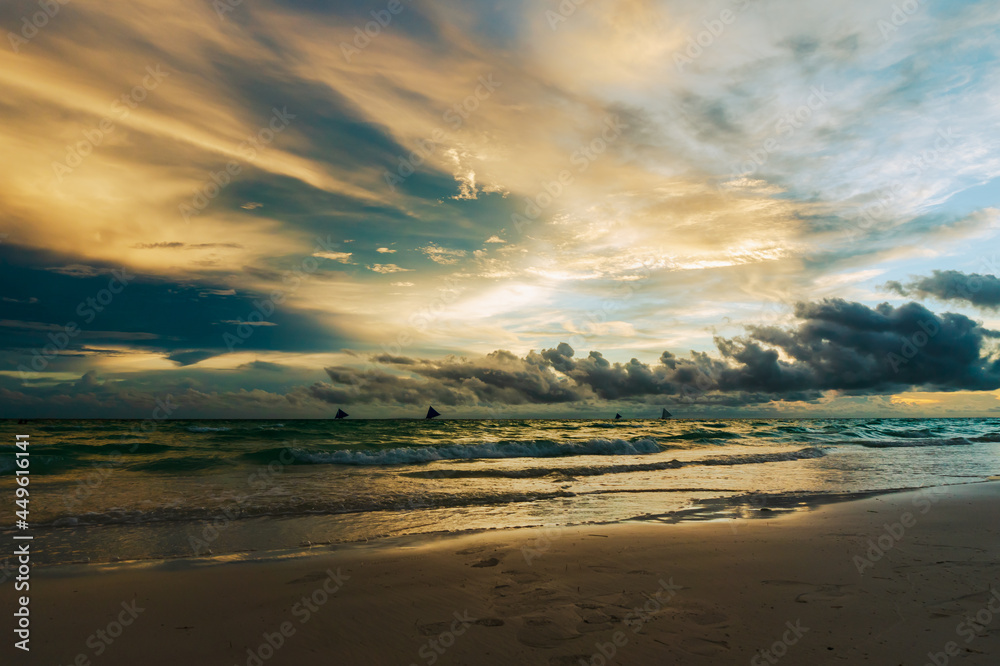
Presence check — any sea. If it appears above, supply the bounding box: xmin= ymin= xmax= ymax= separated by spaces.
xmin=2 ymin=418 xmax=999 ymax=567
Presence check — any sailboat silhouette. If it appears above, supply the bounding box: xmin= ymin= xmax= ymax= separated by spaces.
xmin=614 ymin=413 xmax=622 ymax=420
xmin=335 ymin=408 xmax=348 ymax=419
xmin=426 ymin=406 xmax=441 ymax=419
xmin=661 ymin=408 xmax=672 ymax=419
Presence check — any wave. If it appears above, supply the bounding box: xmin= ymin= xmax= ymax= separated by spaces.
xmin=287 ymin=437 xmax=665 ymax=465
xmin=402 ymin=459 xmax=685 ymax=479
xmin=39 ymin=490 xmax=580 ymax=527
xmin=662 ymin=429 xmax=742 ymax=441
xmin=127 ymin=456 xmax=233 ymax=472
xmin=698 ymin=447 xmax=828 ymax=465
xmin=871 ymin=427 xmax=939 ymax=439
xmin=33 ymin=441 xmax=173 ymax=455
xmin=186 ymin=426 xmax=232 ymax=433
xmin=402 ymin=447 xmax=827 ymax=479
xmin=849 ymin=438 xmax=973 ymax=448
xmin=0 ymin=455 xmax=72 ymax=475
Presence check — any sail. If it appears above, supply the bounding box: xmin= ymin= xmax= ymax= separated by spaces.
xmin=426 ymin=406 xmax=441 ymax=419
xmin=614 ymin=413 xmax=622 ymax=420
xmin=661 ymin=408 xmax=672 ymax=419
xmin=335 ymin=408 xmax=348 ymax=419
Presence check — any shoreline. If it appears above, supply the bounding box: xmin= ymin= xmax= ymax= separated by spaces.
xmin=15 ymin=479 xmax=994 ymax=570
xmin=10 ymin=481 xmax=1000 ymax=664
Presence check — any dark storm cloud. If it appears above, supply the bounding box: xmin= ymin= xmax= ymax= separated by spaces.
xmin=0 ymin=244 xmax=348 ymax=374
xmin=167 ymin=350 xmax=218 ymax=366
xmin=0 ymin=361 xmax=332 ymax=419
xmin=312 ymin=349 xmax=587 ymax=407
xmin=885 ymin=270 xmax=1000 ymax=310
xmin=6 ymin=298 xmax=999 ymax=418
xmin=310 ymin=299 xmax=1000 ymax=407
xmin=729 ymin=299 xmax=1000 ymax=392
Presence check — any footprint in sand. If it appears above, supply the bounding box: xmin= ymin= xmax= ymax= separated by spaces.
xmin=284 ymin=571 xmax=331 ymax=585
xmin=515 ymin=612 xmax=582 ymax=648
xmin=471 ymin=557 xmax=501 ymax=568
xmin=679 ymin=636 xmax=731 ymax=655
xmin=500 ymin=569 xmax=542 ymax=584
xmin=794 ymin=584 xmax=853 ymax=605
xmin=456 ymin=544 xmax=508 ymax=555
xmin=548 ymin=656 xmax=594 ymax=666
xmin=416 ymin=617 xmax=505 ymax=635
xmin=760 ymin=580 xmax=855 ymax=605
xmin=415 ymin=621 xmax=454 ymax=636
xmin=574 ymin=607 xmax=615 ymax=633
xmin=673 ymin=605 xmax=729 ymax=627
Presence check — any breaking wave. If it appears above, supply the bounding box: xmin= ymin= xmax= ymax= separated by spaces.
xmin=849 ymin=438 xmax=973 ymax=448
xmin=289 ymin=437 xmax=665 ymax=465
xmin=401 ymin=447 xmax=827 ymax=479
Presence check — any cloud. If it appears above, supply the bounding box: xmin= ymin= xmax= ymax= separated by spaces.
xmin=419 ymin=243 xmax=467 ymax=265
xmin=376 ymin=247 xmax=396 ymax=253
xmin=46 ymin=264 xmax=102 ymax=278
xmin=313 ymin=251 xmax=354 ymax=264
xmin=167 ymin=350 xmax=218 ymax=366
xmin=390 ymin=281 xmax=414 ymax=287
xmin=308 ymin=299 xmax=1000 ymax=407
xmin=722 ymin=299 xmax=1000 ymax=394
xmin=220 ymin=320 xmax=277 ymax=326
xmin=133 ymin=242 xmax=243 ymax=250
xmin=2 ymin=0 xmax=1000 ymax=418
xmin=312 ymin=349 xmax=588 ymax=407
xmin=885 ymin=270 xmax=1000 ymax=310
xmin=367 ymin=263 xmax=413 ymax=273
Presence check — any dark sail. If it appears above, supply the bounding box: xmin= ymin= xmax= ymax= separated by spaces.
xmin=335 ymin=408 xmax=348 ymax=419
xmin=614 ymin=413 xmax=622 ymax=420
xmin=426 ymin=406 xmax=441 ymax=419
xmin=661 ymin=408 xmax=672 ymax=419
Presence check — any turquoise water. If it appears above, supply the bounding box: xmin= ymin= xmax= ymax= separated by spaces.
xmin=1 ymin=418 xmax=998 ymax=565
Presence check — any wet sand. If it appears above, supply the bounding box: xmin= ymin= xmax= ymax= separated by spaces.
xmin=15 ymin=481 xmax=1000 ymax=665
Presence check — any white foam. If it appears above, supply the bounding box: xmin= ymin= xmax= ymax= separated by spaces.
xmin=293 ymin=437 xmax=664 ymax=465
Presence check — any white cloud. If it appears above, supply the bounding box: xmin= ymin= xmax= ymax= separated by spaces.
xmin=420 ymin=243 xmax=467 ymax=265
xmin=314 ymin=251 xmax=354 ymax=264
xmin=377 ymin=247 xmax=396 ymax=253
xmin=220 ymin=320 xmax=277 ymax=326
xmin=368 ymin=263 xmax=413 ymax=274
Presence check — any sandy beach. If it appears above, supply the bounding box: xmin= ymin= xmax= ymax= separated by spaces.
xmin=10 ymin=481 xmax=997 ymax=665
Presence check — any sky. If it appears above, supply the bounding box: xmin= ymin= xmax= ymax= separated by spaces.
xmin=2 ymin=0 xmax=1000 ymax=418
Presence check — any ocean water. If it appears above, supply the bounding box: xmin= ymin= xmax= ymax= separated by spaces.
xmin=1 ymin=418 xmax=998 ymax=566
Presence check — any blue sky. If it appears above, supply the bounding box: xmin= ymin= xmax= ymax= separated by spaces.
xmin=1 ymin=0 xmax=999 ymax=417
